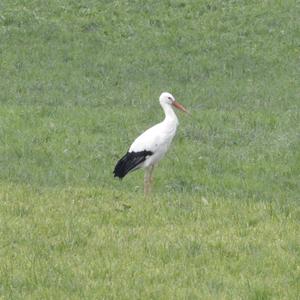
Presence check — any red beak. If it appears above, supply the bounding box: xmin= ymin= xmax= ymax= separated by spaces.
xmin=172 ymin=101 xmax=188 ymax=113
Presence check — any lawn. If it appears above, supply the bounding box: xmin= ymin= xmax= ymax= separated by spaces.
xmin=0 ymin=0 xmax=299 ymax=299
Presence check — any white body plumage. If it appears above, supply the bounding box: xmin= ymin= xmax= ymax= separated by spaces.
xmin=129 ymin=108 xmax=179 ymax=168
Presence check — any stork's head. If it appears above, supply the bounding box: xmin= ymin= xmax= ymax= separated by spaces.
xmin=159 ymin=92 xmax=188 ymax=113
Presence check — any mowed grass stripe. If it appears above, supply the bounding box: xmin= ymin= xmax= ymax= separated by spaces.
xmin=0 ymin=185 xmax=299 ymax=299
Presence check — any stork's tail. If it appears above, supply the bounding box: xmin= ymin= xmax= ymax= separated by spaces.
xmin=113 ymin=150 xmax=153 ymax=179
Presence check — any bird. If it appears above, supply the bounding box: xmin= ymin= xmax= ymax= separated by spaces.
xmin=113 ymin=92 xmax=188 ymax=195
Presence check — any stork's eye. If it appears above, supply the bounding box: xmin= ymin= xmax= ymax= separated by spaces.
xmin=168 ymin=96 xmax=172 ymax=100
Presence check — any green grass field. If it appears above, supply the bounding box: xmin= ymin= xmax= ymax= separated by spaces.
xmin=0 ymin=0 xmax=299 ymax=299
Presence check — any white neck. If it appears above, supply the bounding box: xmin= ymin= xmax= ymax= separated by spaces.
xmin=160 ymin=102 xmax=178 ymax=125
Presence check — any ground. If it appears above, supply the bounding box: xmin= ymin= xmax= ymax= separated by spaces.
xmin=0 ymin=1 xmax=299 ymax=299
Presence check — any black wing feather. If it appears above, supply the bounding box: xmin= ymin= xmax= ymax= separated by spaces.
xmin=113 ymin=150 xmax=153 ymax=179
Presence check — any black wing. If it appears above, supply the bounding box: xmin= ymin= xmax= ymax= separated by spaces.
xmin=113 ymin=150 xmax=153 ymax=179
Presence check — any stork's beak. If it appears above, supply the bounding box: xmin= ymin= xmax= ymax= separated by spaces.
xmin=172 ymin=101 xmax=189 ymax=113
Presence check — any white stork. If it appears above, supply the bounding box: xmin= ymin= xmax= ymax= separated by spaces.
xmin=113 ymin=92 xmax=188 ymax=195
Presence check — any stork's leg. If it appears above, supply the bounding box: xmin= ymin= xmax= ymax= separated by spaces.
xmin=148 ymin=164 xmax=155 ymax=194
xmin=144 ymin=168 xmax=150 ymax=196
xmin=144 ymin=165 xmax=155 ymax=196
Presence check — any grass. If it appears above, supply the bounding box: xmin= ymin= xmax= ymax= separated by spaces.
xmin=1 ymin=185 xmax=299 ymax=299
xmin=0 ymin=0 xmax=300 ymax=298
